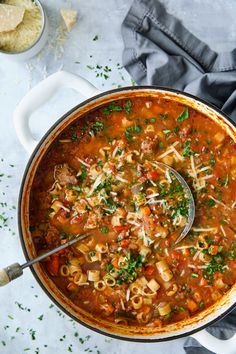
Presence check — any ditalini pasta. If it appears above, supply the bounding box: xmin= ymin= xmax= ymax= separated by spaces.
xmin=30 ymin=96 xmax=236 ymax=328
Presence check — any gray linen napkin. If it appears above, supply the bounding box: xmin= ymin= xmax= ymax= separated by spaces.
xmin=122 ymin=0 xmax=236 ymax=353
xmin=122 ymin=0 xmax=236 ymax=121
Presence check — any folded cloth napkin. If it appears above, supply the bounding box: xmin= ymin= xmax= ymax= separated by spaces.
xmin=122 ymin=1 xmax=236 ymax=353
xmin=122 ymin=0 xmax=236 ymax=121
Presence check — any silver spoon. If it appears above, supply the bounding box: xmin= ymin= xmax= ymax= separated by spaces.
xmin=0 ymin=233 xmax=90 ymax=287
xmin=154 ymin=162 xmax=195 ymax=244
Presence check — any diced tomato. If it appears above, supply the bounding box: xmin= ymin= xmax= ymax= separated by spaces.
xmin=144 ymin=265 xmax=156 ymax=276
xmin=120 ymin=239 xmax=130 ymax=248
xmin=47 ymin=254 xmax=59 ymax=276
xmin=182 ymin=248 xmax=190 ymax=257
xmin=208 ymin=245 xmax=218 ymax=255
xmin=67 ymin=282 xmax=78 ymax=291
xmin=171 ymin=250 xmax=181 ymax=260
xmin=186 ymin=299 xmax=198 ymax=312
xmin=113 ymin=225 xmax=130 ymax=233
xmin=147 ymin=171 xmax=159 ymax=181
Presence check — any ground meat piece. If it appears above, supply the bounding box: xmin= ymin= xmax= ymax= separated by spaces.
xmin=141 ymin=138 xmax=158 ymax=154
xmin=54 ymin=163 xmax=77 ymax=186
xmin=45 ymin=224 xmax=60 ymax=247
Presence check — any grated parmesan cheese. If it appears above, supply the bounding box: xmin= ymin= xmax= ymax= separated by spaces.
xmin=0 ymin=0 xmax=42 ymax=53
xmin=0 ymin=4 xmax=25 ymax=32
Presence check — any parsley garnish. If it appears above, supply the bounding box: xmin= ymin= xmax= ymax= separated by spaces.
xmin=182 ymin=140 xmax=194 ymax=157
xmin=176 ymin=108 xmax=189 ymax=122
xmin=124 ymin=100 xmax=132 ymax=114
xmin=160 ymin=113 xmax=168 ymax=119
xmin=116 ymin=254 xmax=145 ymax=284
xmin=102 ymin=102 xmax=122 ymax=114
xmin=125 ymin=125 xmax=142 ymax=142
xmin=206 ymin=199 xmax=216 ymax=207
xmin=210 ymin=156 xmax=216 ymax=166
xmin=100 ymin=226 xmax=109 ymax=233
xmin=91 ymin=121 xmax=104 ymax=134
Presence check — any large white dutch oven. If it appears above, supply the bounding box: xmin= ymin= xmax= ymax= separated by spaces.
xmin=13 ymin=71 xmax=236 ymax=354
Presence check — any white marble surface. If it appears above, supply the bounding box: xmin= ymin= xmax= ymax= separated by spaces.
xmin=0 ymin=1 xmax=236 ymax=353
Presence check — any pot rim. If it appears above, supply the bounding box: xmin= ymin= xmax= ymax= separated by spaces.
xmin=18 ymin=85 xmax=236 ymax=342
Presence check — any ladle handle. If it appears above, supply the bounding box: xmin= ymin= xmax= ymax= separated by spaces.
xmin=0 ymin=263 xmax=23 ymax=286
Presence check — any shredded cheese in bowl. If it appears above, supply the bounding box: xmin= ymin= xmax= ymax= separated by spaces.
xmin=0 ymin=0 xmax=43 ymax=53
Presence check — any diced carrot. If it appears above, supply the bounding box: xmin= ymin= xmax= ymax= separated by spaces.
xmin=120 ymin=239 xmax=130 ymax=248
xmin=144 ymin=265 xmax=156 ymax=276
xmin=208 ymin=245 xmax=218 ymax=255
xmin=147 ymin=171 xmax=159 ymax=181
xmin=112 ymin=258 xmax=119 ymax=268
xmin=199 ymin=277 xmax=207 ymax=286
xmin=140 ymin=206 xmax=151 ymax=216
xmin=186 ymin=299 xmax=198 ymax=312
xmin=47 ymin=254 xmax=59 ymax=276
xmin=67 ymin=282 xmax=78 ymax=291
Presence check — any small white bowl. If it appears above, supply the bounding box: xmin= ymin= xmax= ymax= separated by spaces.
xmin=0 ymin=0 xmax=48 ymax=61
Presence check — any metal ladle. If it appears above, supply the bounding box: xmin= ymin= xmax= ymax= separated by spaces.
xmin=0 ymin=164 xmax=195 ymax=287
xmin=0 ymin=233 xmax=90 ymax=287
xmin=154 ymin=162 xmax=195 ymax=244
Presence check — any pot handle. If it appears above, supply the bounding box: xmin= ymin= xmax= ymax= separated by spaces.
xmin=13 ymin=71 xmax=101 ymax=154
xmin=191 ymin=329 xmax=236 ymax=354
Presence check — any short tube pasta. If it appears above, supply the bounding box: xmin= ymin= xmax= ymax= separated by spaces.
xmin=94 ymin=280 xmax=106 ymax=291
xmin=131 ymin=295 xmax=143 ymax=309
xmin=87 ymin=270 xmax=100 ymax=282
xmin=156 ymin=260 xmax=173 ymax=282
xmin=74 ymin=273 xmax=88 ymax=285
xmin=95 ymin=243 xmax=108 ymax=253
xmin=158 ymin=302 xmax=171 ymax=316
xmin=60 ymin=265 xmax=70 ymax=277
xmin=103 ymin=274 xmax=116 ymax=287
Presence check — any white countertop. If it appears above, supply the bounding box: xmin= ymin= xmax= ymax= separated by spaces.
xmin=0 ymin=1 xmax=236 ymax=353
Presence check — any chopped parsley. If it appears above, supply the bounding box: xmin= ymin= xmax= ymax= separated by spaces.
xmin=210 ymin=156 xmax=216 ymax=166
xmin=160 ymin=113 xmax=168 ymax=119
xmin=206 ymin=199 xmax=216 ymax=207
xmin=102 ymin=102 xmax=122 ymax=115
xmin=203 ymin=257 xmax=226 ymax=280
xmin=182 ymin=140 xmax=194 ymax=157
xmin=176 ymin=108 xmax=189 ymax=122
xmin=124 ymin=100 xmax=132 ymax=114
xmin=100 ymin=226 xmax=109 ymax=233
xmin=163 ymin=129 xmax=171 ymax=135
xmin=116 ymin=254 xmax=145 ymax=284
xmin=125 ymin=125 xmax=142 ymax=142
xmin=91 ymin=121 xmax=104 ymax=134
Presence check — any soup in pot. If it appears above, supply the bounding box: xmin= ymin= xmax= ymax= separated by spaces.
xmin=29 ymin=96 xmax=236 ymax=328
